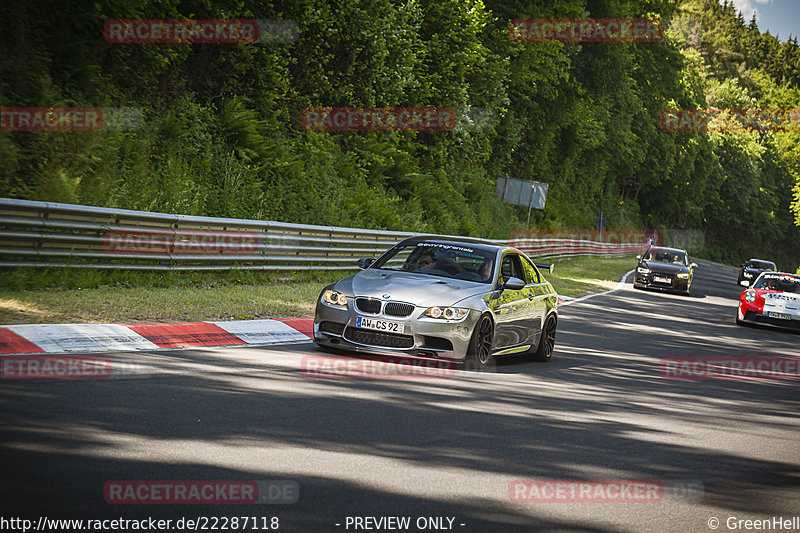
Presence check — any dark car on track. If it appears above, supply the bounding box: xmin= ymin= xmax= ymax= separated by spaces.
xmin=737 ymin=258 xmax=776 ymax=287
xmin=633 ymin=246 xmax=697 ymax=296
xmin=314 ymin=235 xmax=559 ymax=370
xmin=737 ymin=271 xmax=800 ymax=330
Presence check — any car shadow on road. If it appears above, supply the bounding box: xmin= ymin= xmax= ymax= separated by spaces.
xmin=2 ymin=332 xmax=799 ymax=530
xmin=1 ymin=268 xmax=798 ymax=530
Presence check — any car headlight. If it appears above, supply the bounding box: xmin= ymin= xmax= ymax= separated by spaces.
xmin=677 ymin=272 xmax=690 ymax=279
xmin=322 ymin=289 xmax=348 ymax=307
xmin=744 ymin=272 xmax=753 ymax=278
xmin=422 ymin=306 xmax=468 ymax=321
xmin=744 ymin=290 xmax=756 ymax=303
xmin=637 ymin=267 xmax=650 ymax=274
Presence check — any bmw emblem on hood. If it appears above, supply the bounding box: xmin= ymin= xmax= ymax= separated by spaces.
xmin=382 ymin=294 xmax=391 ymax=299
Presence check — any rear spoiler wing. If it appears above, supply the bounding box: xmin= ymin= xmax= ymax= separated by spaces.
xmin=534 ymin=262 xmax=554 ymax=274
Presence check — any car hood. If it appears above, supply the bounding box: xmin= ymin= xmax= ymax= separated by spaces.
xmin=337 ymin=269 xmax=489 ymax=307
xmin=641 ymin=261 xmax=689 ymax=274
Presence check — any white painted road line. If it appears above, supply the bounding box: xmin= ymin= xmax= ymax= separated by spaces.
xmin=558 ymin=269 xmax=635 ymax=307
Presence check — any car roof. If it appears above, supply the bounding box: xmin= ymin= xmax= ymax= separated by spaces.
xmin=647 ymin=246 xmax=687 ymax=254
xmin=747 ymin=258 xmax=774 ymax=264
xmin=398 ymin=235 xmax=506 ymax=254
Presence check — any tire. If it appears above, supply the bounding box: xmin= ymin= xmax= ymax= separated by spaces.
xmin=531 ymin=314 xmax=557 ymax=362
xmin=464 ymin=314 xmax=494 ymax=371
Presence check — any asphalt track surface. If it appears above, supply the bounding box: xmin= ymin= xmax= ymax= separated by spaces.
xmin=1 ymin=264 xmax=798 ymax=533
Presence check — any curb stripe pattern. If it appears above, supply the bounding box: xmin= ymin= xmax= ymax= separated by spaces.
xmin=5 ymin=323 xmax=161 ymax=353
xmin=124 ymin=322 xmax=247 ymax=349
xmin=274 ymin=317 xmax=314 ymax=338
xmin=0 ymin=328 xmax=45 ymax=355
xmin=0 ymin=318 xmax=315 ymax=356
xmin=210 ymin=319 xmax=310 ymax=345
xmin=0 ymin=286 xmax=611 ymax=356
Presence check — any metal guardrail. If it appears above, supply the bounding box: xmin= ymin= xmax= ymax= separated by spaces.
xmin=507 ymin=237 xmax=645 ymax=259
xmin=0 ymin=198 xmax=644 ymax=270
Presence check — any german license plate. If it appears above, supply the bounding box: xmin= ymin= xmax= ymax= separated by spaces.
xmin=356 ymin=317 xmax=405 ymax=333
xmin=768 ymin=312 xmax=791 ymax=320
xmin=653 ymin=276 xmax=671 ymax=284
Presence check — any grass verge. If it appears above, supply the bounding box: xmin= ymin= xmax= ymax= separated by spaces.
xmin=0 ymin=255 xmax=639 ymax=324
xmin=546 ymin=254 xmax=637 ymax=298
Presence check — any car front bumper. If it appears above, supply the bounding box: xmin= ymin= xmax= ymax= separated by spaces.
xmin=738 ymin=302 xmax=800 ymax=330
xmin=634 ymin=272 xmax=690 ymax=292
xmin=314 ymin=300 xmax=482 ymax=361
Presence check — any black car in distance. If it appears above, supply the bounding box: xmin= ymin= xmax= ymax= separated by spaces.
xmin=737 ymin=258 xmax=776 ymax=287
xmin=633 ymin=247 xmax=698 ymax=296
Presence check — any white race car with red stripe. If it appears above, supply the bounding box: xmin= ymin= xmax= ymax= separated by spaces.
xmin=737 ymin=271 xmax=800 ymax=330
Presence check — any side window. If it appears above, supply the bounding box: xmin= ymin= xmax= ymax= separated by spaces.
xmin=521 ymin=256 xmax=541 ymax=284
xmin=500 ymin=254 xmax=524 ymax=283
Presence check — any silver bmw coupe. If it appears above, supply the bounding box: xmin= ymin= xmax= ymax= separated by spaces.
xmin=313 ymin=235 xmax=559 ymax=369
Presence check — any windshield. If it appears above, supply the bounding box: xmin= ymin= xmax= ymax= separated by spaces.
xmin=371 ymin=241 xmax=496 ymax=282
xmin=643 ymin=250 xmax=687 ymax=265
xmin=753 ymin=273 xmax=800 ymax=293
xmin=747 ymin=260 xmax=775 ymax=270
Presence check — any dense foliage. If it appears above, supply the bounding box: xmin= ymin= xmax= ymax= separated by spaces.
xmin=1 ymin=0 xmax=798 ymax=267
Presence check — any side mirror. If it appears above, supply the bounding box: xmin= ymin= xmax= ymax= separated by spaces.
xmin=357 ymin=257 xmax=375 ymax=269
xmin=690 ymin=263 xmax=698 ymax=269
xmin=739 ymin=280 xmax=750 ymax=287
xmin=636 ymin=255 xmax=642 ymax=260
xmin=502 ymin=277 xmax=526 ymax=290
